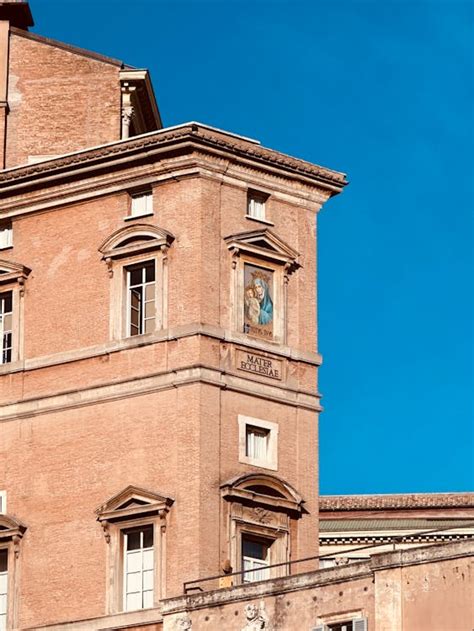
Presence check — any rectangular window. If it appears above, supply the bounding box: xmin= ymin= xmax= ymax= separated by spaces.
xmin=0 ymin=549 xmax=7 ymax=631
xmin=246 ymin=425 xmax=269 ymax=460
xmin=123 ymin=525 xmax=154 ymax=612
xmin=127 ymin=262 xmax=156 ymax=336
xmin=242 ymin=536 xmax=271 ymax=583
xmin=0 ymin=224 xmax=12 ymax=250
xmin=130 ymin=191 xmax=153 ymax=218
xmin=0 ymin=292 xmax=13 ymax=365
xmin=0 ymin=492 xmax=5 ymax=515
xmin=247 ymin=193 xmax=266 ymax=221
xmin=328 ymin=624 xmax=354 ymax=631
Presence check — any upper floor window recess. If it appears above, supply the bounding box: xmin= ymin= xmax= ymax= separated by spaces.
xmin=128 ymin=189 xmax=153 ymax=220
xmin=246 ymin=190 xmax=271 ymax=224
xmin=0 ymin=291 xmax=13 ymax=365
xmin=313 ymin=619 xmax=368 ymax=631
xmin=0 ymin=223 xmax=12 ymax=250
xmin=127 ymin=261 xmax=156 ymax=337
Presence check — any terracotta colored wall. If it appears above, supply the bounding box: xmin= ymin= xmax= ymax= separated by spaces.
xmin=6 ymin=32 xmax=121 ymax=168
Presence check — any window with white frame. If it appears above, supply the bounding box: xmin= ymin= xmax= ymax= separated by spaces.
xmin=238 ymin=415 xmax=278 ymax=470
xmin=0 ymin=493 xmax=5 ymax=515
xmin=126 ymin=261 xmax=156 ymax=336
xmin=0 ymin=224 xmax=12 ymax=250
xmin=313 ymin=618 xmax=368 ymax=631
xmin=0 ymin=292 xmax=13 ymax=365
xmin=130 ymin=191 xmax=153 ymax=218
xmin=246 ymin=425 xmax=269 ymax=460
xmin=242 ymin=535 xmax=271 ymax=583
xmin=0 ymin=549 xmax=6 ymax=631
xmin=247 ymin=192 xmax=267 ymax=221
xmin=123 ymin=525 xmax=154 ymax=612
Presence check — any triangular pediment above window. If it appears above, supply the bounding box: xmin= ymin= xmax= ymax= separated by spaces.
xmin=95 ymin=485 xmax=174 ymax=522
xmin=0 ymin=258 xmax=31 ymax=286
xmin=0 ymin=514 xmax=27 ymax=541
xmin=224 ymin=229 xmax=300 ymax=272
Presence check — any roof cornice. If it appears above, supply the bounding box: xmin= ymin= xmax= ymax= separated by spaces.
xmin=0 ymin=123 xmax=347 ymax=195
xmin=319 ymin=493 xmax=474 ymax=511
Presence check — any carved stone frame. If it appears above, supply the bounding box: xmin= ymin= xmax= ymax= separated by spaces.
xmin=225 ymin=229 xmax=300 ymax=345
xmin=96 ymin=485 xmax=174 ymax=614
xmin=0 ymin=259 xmax=31 ymax=366
xmin=99 ymin=225 xmax=174 ymax=341
xmin=221 ymin=473 xmax=305 ymax=584
xmin=0 ymin=515 xmax=26 ymax=630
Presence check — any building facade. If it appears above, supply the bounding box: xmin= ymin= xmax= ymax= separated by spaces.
xmin=0 ymin=3 xmax=472 ymax=631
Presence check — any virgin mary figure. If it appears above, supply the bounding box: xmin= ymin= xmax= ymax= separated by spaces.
xmin=253 ymin=277 xmax=273 ymax=325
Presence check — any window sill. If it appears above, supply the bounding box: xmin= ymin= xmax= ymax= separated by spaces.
xmin=245 ymin=214 xmax=274 ymax=226
xmin=124 ymin=212 xmax=154 ymax=221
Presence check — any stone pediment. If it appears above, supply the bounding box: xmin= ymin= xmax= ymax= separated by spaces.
xmin=0 ymin=258 xmax=31 ymax=286
xmin=95 ymin=485 xmax=174 ymax=522
xmin=224 ymin=228 xmax=300 ymax=272
xmin=99 ymin=224 xmax=175 ymax=261
xmin=0 ymin=514 xmax=27 ymax=541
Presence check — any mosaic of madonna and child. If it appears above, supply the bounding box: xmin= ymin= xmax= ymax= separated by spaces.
xmin=243 ymin=264 xmax=274 ymax=340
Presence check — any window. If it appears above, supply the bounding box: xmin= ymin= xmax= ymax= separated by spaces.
xmin=238 ymin=416 xmax=278 ymax=470
xmin=247 ymin=192 xmax=267 ymax=221
xmin=0 ymin=293 xmax=12 ymax=365
xmin=130 ymin=191 xmax=153 ymax=218
xmin=242 ymin=535 xmax=271 ymax=583
xmin=96 ymin=485 xmax=173 ymax=614
xmin=0 ymin=224 xmax=12 ymax=250
xmin=246 ymin=426 xmax=269 ymax=460
xmin=313 ymin=618 xmax=368 ymax=631
xmin=221 ymin=473 xmax=304 ymax=585
xmin=123 ymin=526 xmax=154 ymax=611
xmin=126 ymin=261 xmax=156 ymax=336
xmin=99 ymin=225 xmax=174 ymax=341
xmin=0 ymin=492 xmax=5 ymax=515
xmin=0 ymin=550 xmax=6 ymax=631
xmin=0 ymin=515 xmax=26 ymax=631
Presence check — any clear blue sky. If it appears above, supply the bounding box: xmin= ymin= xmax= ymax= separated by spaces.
xmin=30 ymin=0 xmax=473 ymax=495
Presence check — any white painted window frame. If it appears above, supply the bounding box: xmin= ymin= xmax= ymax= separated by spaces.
xmin=0 ymin=225 xmax=12 ymax=251
xmin=242 ymin=535 xmax=271 ymax=583
xmin=123 ymin=526 xmax=155 ymax=612
xmin=238 ymin=415 xmax=278 ymax=471
xmin=0 ymin=493 xmax=5 ymax=515
xmin=0 ymin=547 xmax=7 ymax=631
xmin=129 ymin=191 xmax=153 ymax=219
xmin=125 ymin=261 xmax=157 ymax=337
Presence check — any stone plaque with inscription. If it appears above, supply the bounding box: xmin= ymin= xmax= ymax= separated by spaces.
xmin=236 ymin=350 xmax=283 ymax=381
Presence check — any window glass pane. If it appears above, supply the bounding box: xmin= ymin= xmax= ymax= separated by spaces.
xmin=0 ymin=293 xmax=12 ymax=314
xmin=126 ymin=571 xmax=141 ymax=592
xmin=0 ymin=595 xmax=6 ymax=616
xmin=145 ymin=263 xmax=155 ymax=283
xmin=0 ymin=551 xmax=7 ymax=573
xmin=126 ymin=592 xmax=141 ymax=611
xmin=2 ymin=314 xmax=12 ymax=331
xmin=144 ymin=317 xmax=155 ymax=334
xmin=129 ymin=268 xmax=143 ymax=286
xmin=143 ymin=589 xmax=153 ymax=608
xmin=143 ymin=569 xmax=154 ymax=590
xmin=143 ymin=526 xmax=154 ymax=548
xmin=143 ymin=548 xmax=154 ymax=571
xmin=144 ymin=301 xmax=156 ymax=319
xmin=0 ymin=575 xmax=6 ymax=595
xmin=242 ymin=537 xmax=268 ymax=560
xmin=145 ymin=284 xmax=155 ymax=301
xmin=126 ymin=531 xmax=141 ymax=551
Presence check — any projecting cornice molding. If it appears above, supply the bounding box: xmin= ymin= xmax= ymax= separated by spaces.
xmin=320 ymin=493 xmax=474 ymax=512
xmin=225 ymin=228 xmax=300 ymax=273
xmin=0 ymin=123 xmax=347 ymax=197
xmin=0 ymin=258 xmax=31 ymax=291
xmin=96 ymin=484 xmax=174 ymax=525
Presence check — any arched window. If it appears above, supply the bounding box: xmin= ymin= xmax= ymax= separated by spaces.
xmin=220 ymin=473 xmax=305 ymax=584
xmin=99 ymin=225 xmax=174 ymax=340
